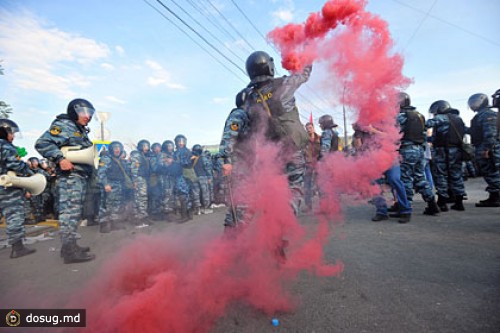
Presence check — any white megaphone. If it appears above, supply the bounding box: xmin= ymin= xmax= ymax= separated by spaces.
xmin=0 ymin=171 xmax=47 ymax=196
xmin=61 ymin=145 xmax=98 ymax=168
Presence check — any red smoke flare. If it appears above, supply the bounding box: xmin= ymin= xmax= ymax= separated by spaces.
xmin=73 ymin=1 xmax=408 ymax=332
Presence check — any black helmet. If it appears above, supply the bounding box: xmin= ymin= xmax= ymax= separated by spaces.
xmin=398 ymin=92 xmax=411 ymax=109
xmin=467 ymin=93 xmax=489 ymax=111
xmin=318 ymin=114 xmax=337 ymax=129
xmin=174 ymin=134 xmax=187 ymax=147
xmin=192 ymin=144 xmax=203 ymax=156
xmin=109 ymin=141 xmax=124 ymax=157
xmin=492 ymin=89 xmax=500 ymax=108
xmin=245 ymin=51 xmax=275 ymax=80
xmin=151 ymin=142 xmax=161 ymax=153
xmin=161 ymin=140 xmax=175 ymax=153
xmin=429 ymin=100 xmax=451 ymax=115
xmin=28 ymin=157 xmax=40 ymax=166
xmin=67 ymin=98 xmax=95 ymax=121
xmin=0 ymin=118 xmax=20 ymax=140
xmin=137 ymin=139 xmax=150 ymax=152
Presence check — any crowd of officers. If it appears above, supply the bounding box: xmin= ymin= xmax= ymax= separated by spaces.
xmin=0 ymin=99 xmax=226 ymax=263
xmin=1 ymin=49 xmax=499 ymax=265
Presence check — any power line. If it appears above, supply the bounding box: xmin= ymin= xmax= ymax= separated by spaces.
xmin=203 ymin=0 xmax=257 ymax=51
xmin=392 ymin=0 xmax=500 ymax=48
xmin=142 ymin=0 xmax=246 ymax=83
xmin=403 ymin=0 xmax=438 ymax=50
xmin=166 ymin=0 xmax=246 ymax=63
xmin=154 ymin=0 xmax=247 ymax=76
xmin=184 ymin=0 xmax=251 ymax=55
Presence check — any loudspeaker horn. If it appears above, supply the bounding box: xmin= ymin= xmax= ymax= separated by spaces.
xmin=61 ymin=145 xmax=98 ymax=168
xmin=0 ymin=171 xmax=47 ymax=196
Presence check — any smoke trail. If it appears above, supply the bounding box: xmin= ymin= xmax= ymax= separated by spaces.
xmin=269 ymin=0 xmax=411 ymax=215
xmin=73 ymin=1 xmax=408 ymax=332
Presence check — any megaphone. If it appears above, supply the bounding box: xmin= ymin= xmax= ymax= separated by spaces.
xmin=61 ymin=145 xmax=98 ymax=168
xmin=0 ymin=171 xmax=47 ymax=196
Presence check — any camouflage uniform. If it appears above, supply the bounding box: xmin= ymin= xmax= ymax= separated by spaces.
xmin=426 ymin=113 xmax=466 ymax=200
xmin=130 ymin=150 xmax=150 ymax=219
xmin=35 ymin=114 xmax=94 ymax=245
xmin=154 ymin=151 xmax=175 ymax=215
xmin=97 ymin=154 xmax=131 ymax=224
xmin=397 ymin=109 xmax=436 ymax=205
xmin=319 ymin=128 xmax=339 ymax=159
xmin=174 ymin=147 xmax=196 ymax=211
xmin=219 ymin=108 xmax=251 ymax=226
xmin=470 ymin=107 xmax=500 ymax=195
xmin=193 ymin=152 xmax=214 ymax=210
xmin=0 ymin=139 xmax=33 ymax=245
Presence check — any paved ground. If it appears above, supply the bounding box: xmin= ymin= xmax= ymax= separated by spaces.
xmin=1 ymin=177 xmax=499 ymax=332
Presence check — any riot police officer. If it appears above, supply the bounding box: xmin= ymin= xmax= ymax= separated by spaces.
xmin=35 ymin=98 xmax=96 ymax=264
xmin=130 ymin=139 xmax=151 ymax=223
xmin=397 ymin=93 xmax=440 ymax=216
xmin=0 ymin=119 xmax=37 ymax=258
xmin=468 ymin=93 xmax=500 ymax=207
xmin=318 ymin=114 xmax=339 ymax=159
xmin=97 ymin=141 xmax=131 ymax=232
xmin=426 ymin=100 xmax=466 ymax=211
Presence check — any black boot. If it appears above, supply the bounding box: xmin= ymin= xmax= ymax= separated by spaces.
xmin=178 ymin=201 xmax=189 ymax=223
xmin=437 ymin=195 xmax=449 ymax=212
xmin=62 ymin=240 xmax=95 ymax=264
xmin=398 ymin=213 xmax=411 ymax=224
xmin=475 ymin=192 xmax=500 ymax=207
xmin=450 ymin=195 xmax=465 ymax=211
xmin=60 ymin=241 xmax=90 ymax=257
xmin=423 ymin=199 xmax=440 ymax=215
xmin=99 ymin=221 xmax=111 ymax=233
xmin=10 ymin=240 xmax=36 ymax=259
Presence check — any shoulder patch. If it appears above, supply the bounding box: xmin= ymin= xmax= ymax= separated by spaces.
xmin=230 ymin=122 xmax=239 ymax=131
xmin=73 ymin=131 xmax=82 ymax=137
xmin=99 ymin=161 xmax=105 ymax=167
xmin=50 ymin=125 xmax=62 ymax=136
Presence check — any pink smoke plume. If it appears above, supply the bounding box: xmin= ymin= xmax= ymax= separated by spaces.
xmin=73 ymin=1 xmax=408 ymax=332
xmin=269 ymin=0 xmax=411 ymax=215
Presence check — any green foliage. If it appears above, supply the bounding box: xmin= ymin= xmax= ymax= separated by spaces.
xmin=16 ymin=146 xmax=28 ymax=158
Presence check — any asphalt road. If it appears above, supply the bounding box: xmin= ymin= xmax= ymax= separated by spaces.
xmin=1 ymin=177 xmax=499 ymax=333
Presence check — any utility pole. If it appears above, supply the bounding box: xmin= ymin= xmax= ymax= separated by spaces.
xmin=343 ymin=86 xmax=348 ymax=149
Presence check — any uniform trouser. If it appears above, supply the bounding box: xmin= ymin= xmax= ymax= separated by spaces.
xmin=225 ymin=149 xmax=305 ymax=226
xmin=148 ymin=175 xmax=162 ymax=215
xmin=99 ymin=181 xmax=125 ymax=223
xmin=286 ymin=150 xmax=306 ymax=215
xmin=399 ymin=145 xmax=434 ymax=203
xmin=433 ymin=147 xmax=465 ymax=198
xmin=197 ymin=176 xmax=211 ymax=209
xmin=133 ymin=176 xmax=148 ymax=218
xmin=475 ymin=145 xmax=500 ymax=193
xmin=0 ymin=187 xmax=26 ymax=244
xmin=304 ymin=163 xmax=315 ymax=209
xmin=374 ymin=164 xmax=412 ymax=215
xmin=58 ymin=174 xmax=87 ymax=244
xmin=190 ymin=180 xmax=201 ymax=209
xmin=175 ymin=176 xmax=192 ymax=210
xmin=161 ymin=175 xmax=175 ymax=214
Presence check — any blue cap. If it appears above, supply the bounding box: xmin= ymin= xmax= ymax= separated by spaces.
xmin=271 ymin=318 xmax=279 ymax=326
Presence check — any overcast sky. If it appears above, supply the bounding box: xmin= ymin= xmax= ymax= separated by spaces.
xmin=0 ymin=0 xmax=499 ymax=156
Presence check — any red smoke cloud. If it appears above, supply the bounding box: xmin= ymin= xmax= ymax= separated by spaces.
xmin=269 ymin=0 xmax=410 ymax=215
xmin=77 ymin=135 xmax=342 ymax=333
xmin=74 ymin=1 xmax=408 ymax=332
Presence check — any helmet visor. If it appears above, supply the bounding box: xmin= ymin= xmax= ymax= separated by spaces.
xmin=74 ymin=105 xmax=95 ymax=119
